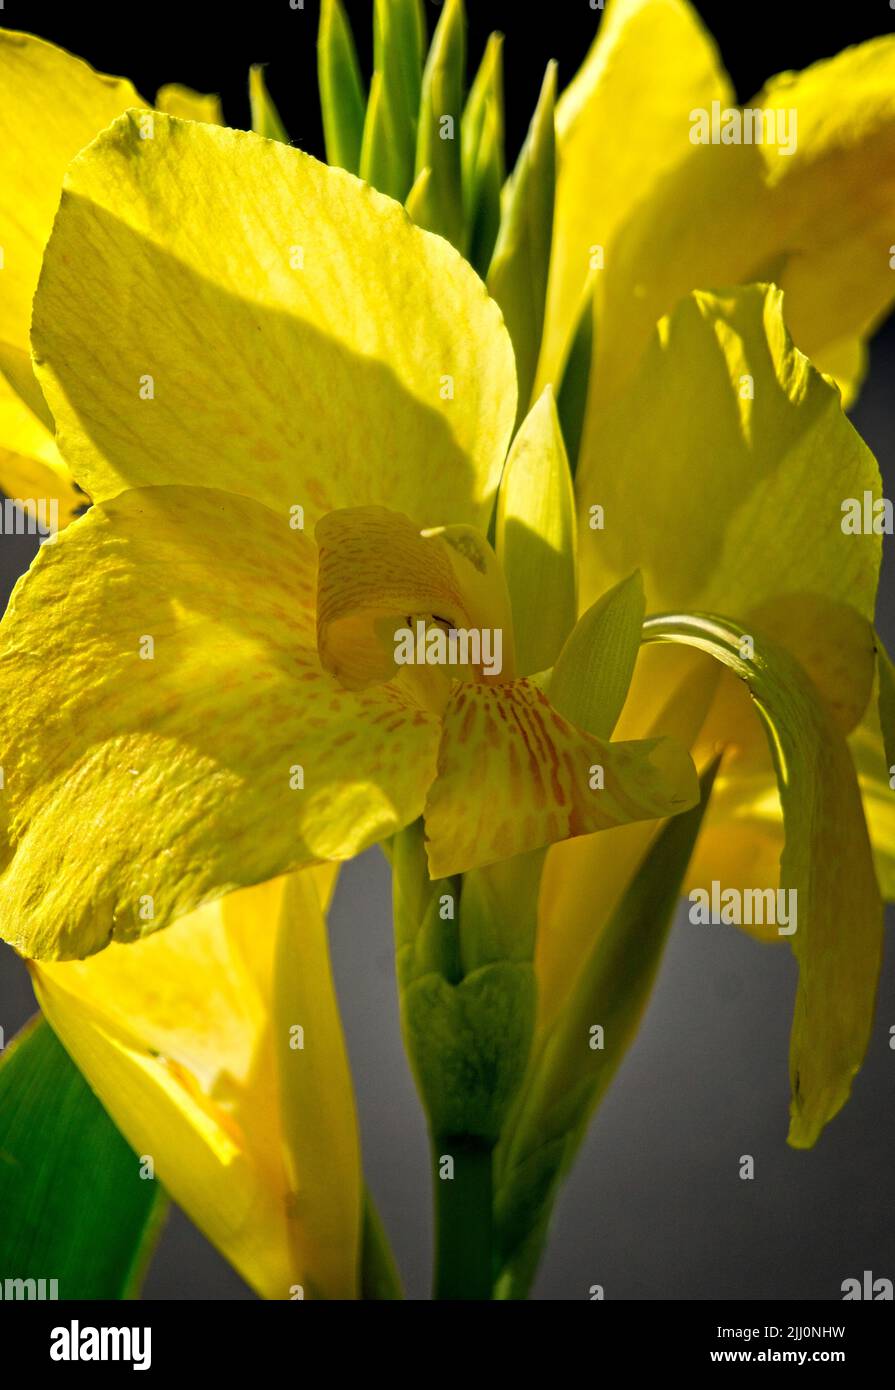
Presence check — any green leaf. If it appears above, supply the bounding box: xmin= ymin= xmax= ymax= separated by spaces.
xmin=487 ymin=62 xmax=556 ymax=425
xmin=556 ymin=276 xmax=596 ymax=478
xmin=496 ymin=385 xmax=577 ymax=676
xmin=373 ymin=0 xmax=425 ymax=200
xmin=494 ymin=758 xmax=720 ymax=1299
xmin=413 ymin=0 xmax=466 ymax=249
xmin=0 ymin=1016 xmax=166 ymax=1298
xmin=548 ymin=570 xmax=645 ymax=739
xmin=461 ymin=32 xmax=505 ymax=277
xmin=643 ymin=613 xmax=883 ymax=1148
xmin=317 ymin=0 xmax=366 ymax=174
xmin=249 ymin=65 xmax=289 ymax=144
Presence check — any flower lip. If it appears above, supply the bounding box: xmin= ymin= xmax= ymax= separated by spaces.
xmin=314 ymin=504 xmax=517 ymax=692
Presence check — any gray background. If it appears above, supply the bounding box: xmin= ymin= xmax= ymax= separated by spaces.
xmin=1 ymin=0 xmax=894 ymax=1301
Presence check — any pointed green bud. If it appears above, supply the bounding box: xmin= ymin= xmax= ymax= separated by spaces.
xmin=414 ymin=0 xmax=467 ymax=249
xmin=488 ymin=62 xmax=556 ymax=425
xmin=462 ymin=33 xmax=505 ymax=277
xmin=249 ymin=65 xmax=289 ymax=144
xmin=318 ymin=0 xmax=366 ymax=174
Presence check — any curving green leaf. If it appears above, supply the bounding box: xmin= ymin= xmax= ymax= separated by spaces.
xmin=0 ymin=1015 xmax=166 ymax=1298
xmin=318 ymin=0 xmax=366 ymax=174
xmin=643 ymin=613 xmax=883 ymax=1148
xmin=494 ymin=759 xmax=720 ymax=1299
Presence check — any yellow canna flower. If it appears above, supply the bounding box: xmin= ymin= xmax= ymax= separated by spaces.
xmin=541 ymin=0 xmax=895 ymax=411
xmin=0 ymin=31 xmax=220 ymax=529
xmin=522 ymin=0 xmax=894 ymax=1152
xmin=2 ymin=3 xmax=891 ymax=1301
xmin=0 ymin=110 xmax=698 ymax=967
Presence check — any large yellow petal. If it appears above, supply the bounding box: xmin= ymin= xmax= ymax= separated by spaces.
xmin=742 ymin=39 xmax=895 ymax=402
xmin=581 ymin=35 xmax=895 ymax=411
xmin=423 ymin=676 xmax=698 ymax=877
xmin=0 ymin=30 xmax=139 ymax=389
xmin=578 ymin=286 xmax=881 ymax=632
xmin=538 ymin=0 xmax=732 ymax=389
xmin=32 ymin=869 xmax=361 ymax=1300
xmin=0 ymin=486 xmax=441 ymax=960
xmin=33 ymin=112 xmax=517 ymax=533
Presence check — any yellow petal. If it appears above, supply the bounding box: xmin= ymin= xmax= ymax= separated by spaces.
xmin=155 ymin=83 xmax=223 ymax=124
xmin=0 ymin=372 xmax=84 ymax=526
xmin=578 ymin=286 xmax=881 ymax=634
xmin=32 ymin=870 xmax=361 ymax=1299
xmin=33 ymin=113 xmax=517 ymax=534
xmin=0 ymin=30 xmax=139 ymax=385
xmin=581 ymin=36 xmax=895 ymax=410
xmin=0 ymin=486 xmax=441 ymax=960
xmin=538 ymin=0 xmax=732 ymax=389
xmin=495 ymin=387 xmax=577 ymax=676
xmin=316 ymin=504 xmax=514 ymax=690
xmin=749 ymin=38 xmax=895 ymax=400
xmin=423 ymin=676 xmax=698 ymax=876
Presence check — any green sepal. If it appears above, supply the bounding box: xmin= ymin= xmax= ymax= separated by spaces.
xmin=402 ymin=962 xmax=536 ymax=1144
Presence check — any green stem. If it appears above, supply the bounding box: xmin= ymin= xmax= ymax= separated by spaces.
xmin=432 ymin=1136 xmax=494 ymax=1300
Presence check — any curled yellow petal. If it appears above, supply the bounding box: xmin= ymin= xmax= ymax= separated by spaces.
xmin=33 ymin=870 xmax=362 ymax=1300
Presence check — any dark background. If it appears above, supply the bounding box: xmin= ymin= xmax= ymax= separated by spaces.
xmin=1 ymin=0 xmax=894 ymax=1300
